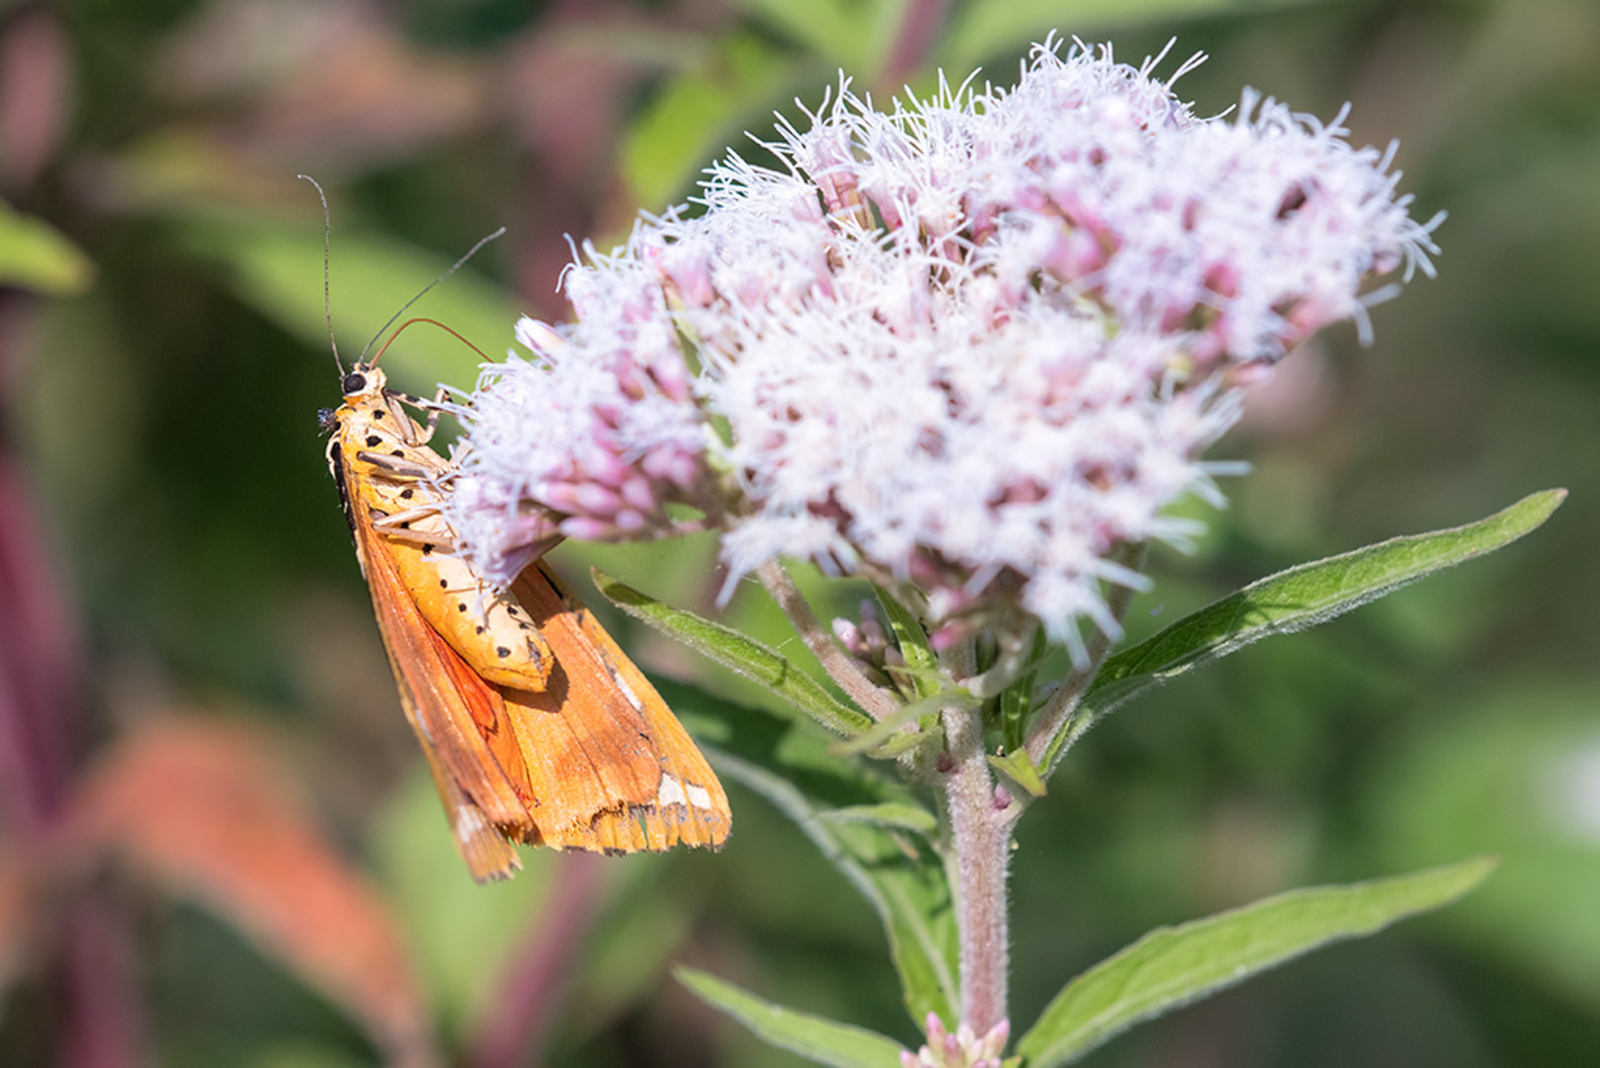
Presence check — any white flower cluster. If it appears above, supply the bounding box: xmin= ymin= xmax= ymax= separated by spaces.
xmin=446 ymin=37 xmax=1439 ymax=647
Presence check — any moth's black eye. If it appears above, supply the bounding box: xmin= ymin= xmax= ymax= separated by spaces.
xmin=342 ymin=372 xmax=367 ymax=394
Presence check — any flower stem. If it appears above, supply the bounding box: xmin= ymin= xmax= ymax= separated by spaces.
xmin=877 ymin=0 xmax=951 ymax=92
xmin=757 ymin=559 xmax=901 ymax=720
xmin=940 ymin=699 xmax=1015 ymax=1035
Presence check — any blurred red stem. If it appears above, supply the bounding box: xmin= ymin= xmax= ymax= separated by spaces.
xmin=60 ymin=896 xmax=146 ymax=1068
xmin=0 ymin=453 xmax=77 ymax=828
xmin=877 ymin=0 xmax=952 ymax=93
xmin=468 ymin=851 xmax=607 ymax=1068
xmin=2 ymin=299 xmax=144 ymax=1067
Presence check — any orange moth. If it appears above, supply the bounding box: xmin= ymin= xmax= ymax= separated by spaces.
xmin=322 ymin=345 xmax=730 ymax=881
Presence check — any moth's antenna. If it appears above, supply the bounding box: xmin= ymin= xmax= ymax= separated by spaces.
xmin=371 ymin=318 xmax=493 ymax=368
xmin=358 ymin=226 xmax=508 ymax=365
xmin=297 ymin=174 xmax=343 ymax=375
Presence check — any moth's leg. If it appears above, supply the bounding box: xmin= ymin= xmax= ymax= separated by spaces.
xmin=388 ymin=386 xmax=453 ymax=447
xmin=373 ymin=502 xmax=445 ymax=525
xmin=354 ymin=451 xmax=435 ymax=480
xmin=371 ymin=504 xmax=454 ymax=547
xmin=416 ymin=386 xmax=451 ymax=445
xmin=376 ymin=526 xmax=458 ymax=549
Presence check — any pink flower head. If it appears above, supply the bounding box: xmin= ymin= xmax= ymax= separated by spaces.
xmin=445 ymin=36 xmax=1439 ymax=643
xmin=444 ymin=303 xmax=715 ymax=587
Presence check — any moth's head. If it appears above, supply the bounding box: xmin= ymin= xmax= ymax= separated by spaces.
xmin=341 ymin=363 xmax=385 ymax=399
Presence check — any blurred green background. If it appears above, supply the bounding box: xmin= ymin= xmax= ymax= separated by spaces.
xmin=1 ymin=0 xmax=1597 ymax=1065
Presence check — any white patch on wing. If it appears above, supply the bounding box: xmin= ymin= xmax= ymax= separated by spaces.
xmin=657 ymin=774 xmax=689 ymax=808
xmin=686 ymin=783 xmax=714 ymax=810
xmin=455 ymin=804 xmax=489 ymax=837
xmin=609 ymin=668 xmax=645 ymax=711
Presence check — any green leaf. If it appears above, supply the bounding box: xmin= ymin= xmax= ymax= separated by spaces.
xmin=651 ymin=676 xmax=896 ymax=808
xmin=714 ymin=745 xmax=958 ymax=1027
xmin=676 ymin=966 xmax=908 ymax=1068
xmin=987 ymin=750 xmax=1047 ymax=798
xmin=729 ymin=0 xmax=907 ymax=73
xmin=1001 ymin=629 xmax=1048 ymax=752
xmin=369 ymin=765 xmax=556 ymax=1034
xmin=577 ymin=856 xmax=694 ymax=1022
xmin=657 ymin=677 xmax=960 ymax=1027
xmin=874 ymin=587 xmax=941 ymax=701
xmin=1046 ymin=490 xmax=1565 ymax=769
xmin=942 ymin=0 xmax=1309 ymax=77
xmin=595 ymin=569 xmax=874 ymax=737
xmin=0 ymin=200 xmax=94 ymax=294
xmin=620 ymin=33 xmax=802 ymax=209
xmin=1015 ymin=857 xmax=1497 ymax=1068
xmin=173 ymin=215 xmax=525 ymax=397
xmin=829 ymin=689 xmax=956 ymax=759
xmin=1361 ymin=682 xmax=1600 ymax=1009
xmin=820 ymin=803 xmax=940 ymax=837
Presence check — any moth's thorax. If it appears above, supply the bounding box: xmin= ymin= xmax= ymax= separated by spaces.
xmin=330 ymin=381 xmax=442 ymax=487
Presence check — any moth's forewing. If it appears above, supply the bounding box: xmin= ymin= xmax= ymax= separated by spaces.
xmin=348 ymin=481 xmax=532 ymax=879
xmin=506 ymin=564 xmax=732 ymax=851
xmin=329 ymin=364 xmax=729 ymax=879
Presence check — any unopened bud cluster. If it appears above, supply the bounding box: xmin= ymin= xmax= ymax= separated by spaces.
xmin=900 ymin=1014 xmax=1009 ymax=1068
